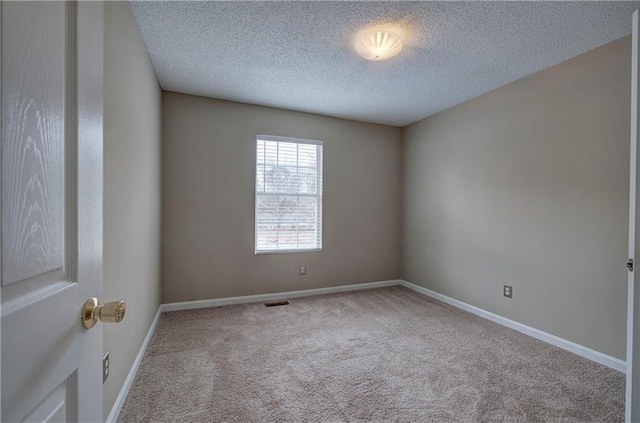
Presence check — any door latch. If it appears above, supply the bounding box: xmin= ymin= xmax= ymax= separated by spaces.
xmin=628 ymin=258 xmax=634 ymax=272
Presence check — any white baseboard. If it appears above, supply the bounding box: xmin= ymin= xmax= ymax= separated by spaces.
xmin=399 ymin=279 xmax=626 ymax=373
xmin=160 ymin=279 xmax=401 ymax=312
xmin=106 ymin=307 xmax=162 ymax=423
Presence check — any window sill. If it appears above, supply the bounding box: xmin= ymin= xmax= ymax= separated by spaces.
xmin=255 ymin=248 xmax=322 ymax=255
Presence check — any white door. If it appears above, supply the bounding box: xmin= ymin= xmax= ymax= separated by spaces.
xmin=629 ymin=9 xmax=640 ymax=423
xmin=1 ymin=2 xmax=104 ymax=422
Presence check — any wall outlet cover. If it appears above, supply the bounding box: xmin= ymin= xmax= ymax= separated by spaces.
xmin=503 ymin=285 xmax=513 ymax=298
xmin=103 ymin=352 xmax=109 ymax=383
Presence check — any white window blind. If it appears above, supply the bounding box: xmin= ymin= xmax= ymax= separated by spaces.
xmin=255 ymin=135 xmax=323 ymax=253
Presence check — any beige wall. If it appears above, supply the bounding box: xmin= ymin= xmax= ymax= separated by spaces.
xmin=104 ymin=2 xmax=162 ymax=419
xmin=402 ymin=37 xmax=630 ymax=360
xmin=162 ymin=92 xmax=402 ymax=303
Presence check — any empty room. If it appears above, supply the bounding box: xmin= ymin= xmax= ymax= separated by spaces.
xmin=5 ymin=1 xmax=640 ymax=422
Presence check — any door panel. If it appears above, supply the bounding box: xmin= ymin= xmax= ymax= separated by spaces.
xmin=23 ymin=379 xmax=72 ymax=423
xmin=1 ymin=1 xmax=66 ymax=290
xmin=1 ymin=2 xmax=104 ymax=422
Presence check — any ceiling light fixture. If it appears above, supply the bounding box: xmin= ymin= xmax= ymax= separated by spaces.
xmin=354 ymin=30 xmax=404 ymax=61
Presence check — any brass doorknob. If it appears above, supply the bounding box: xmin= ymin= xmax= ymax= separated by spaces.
xmin=81 ymin=298 xmax=126 ymax=329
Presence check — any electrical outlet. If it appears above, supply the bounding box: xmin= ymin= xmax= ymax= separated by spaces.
xmin=299 ymin=265 xmax=307 ymax=275
xmin=503 ymin=285 xmax=513 ymax=299
xmin=103 ymin=352 xmax=109 ymax=383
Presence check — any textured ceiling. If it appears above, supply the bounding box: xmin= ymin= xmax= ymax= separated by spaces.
xmin=131 ymin=1 xmax=640 ymax=127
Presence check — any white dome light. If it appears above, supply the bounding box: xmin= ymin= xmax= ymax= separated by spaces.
xmin=354 ymin=30 xmax=404 ymax=61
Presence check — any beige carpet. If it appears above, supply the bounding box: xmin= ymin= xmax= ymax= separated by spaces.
xmin=118 ymin=286 xmax=624 ymax=422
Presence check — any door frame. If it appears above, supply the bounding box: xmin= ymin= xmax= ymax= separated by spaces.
xmin=628 ymin=9 xmax=640 ymax=423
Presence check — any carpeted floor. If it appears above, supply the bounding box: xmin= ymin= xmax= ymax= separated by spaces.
xmin=117 ymin=286 xmax=624 ymax=422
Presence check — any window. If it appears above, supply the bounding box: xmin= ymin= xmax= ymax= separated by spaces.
xmin=255 ymin=135 xmax=323 ymax=253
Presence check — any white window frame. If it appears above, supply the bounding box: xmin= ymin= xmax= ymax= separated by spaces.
xmin=254 ymin=134 xmax=323 ymax=254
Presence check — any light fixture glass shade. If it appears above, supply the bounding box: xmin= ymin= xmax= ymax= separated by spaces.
xmin=354 ymin=31 xmax=403 ymax=61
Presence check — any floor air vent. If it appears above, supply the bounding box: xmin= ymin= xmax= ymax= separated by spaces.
xmin=264 ymin=301 xmax=289 ymax=307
